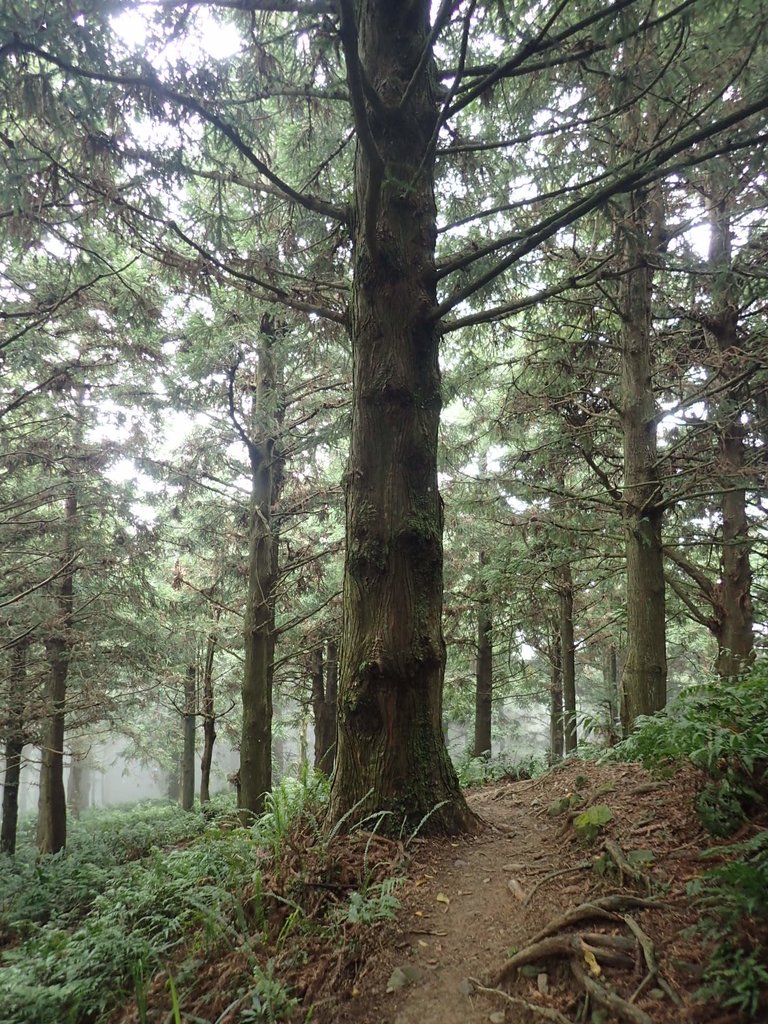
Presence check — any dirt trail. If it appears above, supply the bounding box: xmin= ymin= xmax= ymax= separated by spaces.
xmin=331 ymin=760 xmax=708 ymax=1024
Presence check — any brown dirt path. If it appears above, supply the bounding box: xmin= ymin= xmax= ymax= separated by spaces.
xmin=326 ymin=759 xmax=711 ymax=1024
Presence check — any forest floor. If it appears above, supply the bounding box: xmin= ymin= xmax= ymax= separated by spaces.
xmin=110 ymin=757 xmax=761 ymax=1024
xmin=315 ymin=759 xmax=741 ymax=1024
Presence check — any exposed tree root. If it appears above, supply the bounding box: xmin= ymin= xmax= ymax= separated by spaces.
xmin=491 ymin=895 xmax=676 ymax=1024
xmin=625 ymin=782 xmax=670 ymax=796
xmin=624 ymin=914 xmax=683 ymax=1007
xmin=469 ymin=977 xmax=574 ymax=1024
xmin=524 ymin=861 xmax=591 ymax=906
xmin=495 ymin=933 xmax=633 ymax=984
xmin=530 ymin=895 xmax=660 ymax=944
xmin=581 ymin=932 xmax=637 ymax=951
xmin=570 ymin=960 xmax=654 ymax=1024
xmin=602 ymin=839 xmax=654 ymax=891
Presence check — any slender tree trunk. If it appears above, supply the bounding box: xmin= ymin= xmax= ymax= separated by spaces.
xmin=2 ymin=736 xmax=25 ymax=855
xmin=67 ymin=742 xmax=90 ymax=819
xmin=312 ymin=643 xmax=337 ymax=775
xmin=603 ymin=645 xmax=620 ymax=744
xmin=38 ymin=484 xmax=77 ymax=854
xmin=707 ymin=192 xmax=754 ymax=679
xmin=311 ymin=645 xmax=326 ymax=768
xmin=200 ymin=628 xmax=218 ymax=804
xmin=273 ymin=728 xmax=285 ymax=781
xmin=167 ymin=754 xmax=181 ymax=802
xmin=473 ymin=551 xmax=493 ymax=759
xmin=181 ymin=664 xmax=196 ymax=811
xmin=325 ymin=638 xmax=338 ymax=768
xmin=618 ymin=184 xmax=667 ymax=734
xmin=549 ymin=633 xmax=564 ymax=765
xmin=1 ymin=639 xmax=30 ymax=855
xmin=559 ymin=564 xmax=577 ymax=752
xmin=237 ymin=325 xmax=282 ymax=819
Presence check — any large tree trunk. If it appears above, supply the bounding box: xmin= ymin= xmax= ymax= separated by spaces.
xmin=707 ymin=192 xmax=754 ymax=679
xmin=199 ymin=628 xmax=218 ymax=804
xmin=559 ymin=564 xmax=577 ymax=753
xmin=473 ymin=551 xmax=493 ymax=759
xmin=618 ymin=184 xmax=667 ymax=734
xmin=329 ymin=0 xmax=473 ymax=835
xmin=1 ymin=638 xmax=30 ymax=855
xmin=181 ymin=664 xmax=196 ymax=811
xmin=37 ymin=484 xmax=77 ymax=854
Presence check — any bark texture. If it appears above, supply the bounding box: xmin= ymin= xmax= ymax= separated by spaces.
xmin=312 ymin=641 xmax=338 ymax=776
xmin=181 ymin=664 xmax=196 ymax=811
xmin=549 ymin=632 xmax=564 ymax=764
xmin=329 ymin=0 xmax=473 ymax=834
xmin=707 ymin=194 xmax=754 ymax=679
xmin=559 ymin=564 xmax=577 ymax=753
xmin=200 ymin=629 xmax=217 ymax=804
xmin=618 ymin=184 xmax=667 ymax=734
xmin=237 ymin=334 xmax=279 ymax=818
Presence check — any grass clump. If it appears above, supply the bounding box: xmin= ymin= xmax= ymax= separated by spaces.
xmin=0 ymin=770 xmax=398 ymax=1024
xmin=1 ymin=801 xmax=216 ymax=931
xmin=0 ymin=803 xmax=252 ymax=1024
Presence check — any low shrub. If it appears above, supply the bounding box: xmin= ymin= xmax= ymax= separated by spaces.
xmin=605 ymin=663 xmax=768 ymax=834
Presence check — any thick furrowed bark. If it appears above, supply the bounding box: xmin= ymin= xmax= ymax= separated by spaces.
xmin=330 ymin=0 xmax=473 ymax=835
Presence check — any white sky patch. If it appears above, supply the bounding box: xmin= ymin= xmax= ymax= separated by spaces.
xmin=106 ymin=457 xmax=163 ymax=492
xmin=112 ymin=9 xmax=242 ymax=63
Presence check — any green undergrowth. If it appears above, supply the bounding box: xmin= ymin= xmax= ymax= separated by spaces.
xmin=600 ymin=663 xmax=768 ymax=1019
xmin=0 ymin=770 xmax=386 ymax=1024
xmin=0 ymin=796 xmax=243 ymax=1023
xmin=454 ymin=750 xmax=546 ymax=787
xmin=605 ymin=663 xmax=768 ymax=834
xmin=690 ymin=830 xmax=768 ymax=1016
xmin=2 ymin=798 xmax=223 ymax=930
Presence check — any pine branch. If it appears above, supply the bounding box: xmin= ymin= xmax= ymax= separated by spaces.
xmin=398 ymin=0 xmax=457 ymax=112
xmin=445 ymin=0 xmax=697 ymax=117
xmin=664 ymin=546 xmax=716 ymax=603
xmin=4 ymin=39 xmax=346 ymax=224
xmin=434 ymin=106 xmax=768 ymax=319
xmin=440 ymin=262 xmax=617 ymax=333
xmin=664 ymin=571 xmax=716 ymax=630
xmin=159 ymin=0 xmax=335 ymax=10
